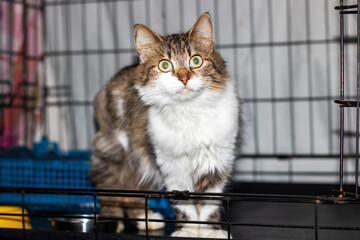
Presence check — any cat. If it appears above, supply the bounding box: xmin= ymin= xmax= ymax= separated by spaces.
xmin=89 ymin=12 xmax=241 ymax=238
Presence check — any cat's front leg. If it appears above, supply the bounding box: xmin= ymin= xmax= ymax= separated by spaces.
xmin=171 ymin=203 xmax=199 ymax=237
xmin=170 ymin=182 xmax=231 ymax=238
xmin=197 ymin=199 xmax=230 ymax=239
xmin=195 ymin=175 xmax=231 ymax=239
xmin=171 ymin=194 xmax=230 ymax=239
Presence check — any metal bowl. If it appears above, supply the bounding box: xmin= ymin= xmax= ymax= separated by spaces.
xmin=49 ymin=214 xmax=119 ymax=233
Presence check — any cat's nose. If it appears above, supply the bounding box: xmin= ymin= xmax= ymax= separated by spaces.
xmin=180 ymin=76 xmax=189 ymax=85
xmin=177 ymin=69 xmax=190 ymax=85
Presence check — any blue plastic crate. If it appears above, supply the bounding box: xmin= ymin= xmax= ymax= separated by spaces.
xmin=0 ymin=145 xmax=95 ymax=213
xmin=0 ymin=137 xmax=174 ymax=218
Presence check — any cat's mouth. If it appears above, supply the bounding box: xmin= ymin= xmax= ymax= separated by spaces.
xmin=178 ymin=88 xmax=193 ymax=95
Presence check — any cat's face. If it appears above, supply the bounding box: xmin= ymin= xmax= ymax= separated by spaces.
xmin=134 ymin=13 xmax=227 ymax=106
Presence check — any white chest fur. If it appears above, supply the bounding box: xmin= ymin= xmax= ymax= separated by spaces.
xmin=148 ymin=84 xmax=239 ymax=190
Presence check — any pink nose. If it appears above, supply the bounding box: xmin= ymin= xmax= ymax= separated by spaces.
xmin=179 ymin=76 xmax=189 ymax=85
xmin=177 ymin=69 xmax=190 ymax=85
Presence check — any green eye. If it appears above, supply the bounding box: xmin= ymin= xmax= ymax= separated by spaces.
xmin=189 ymin=55 xmax=203 ymax=68
xmin=158 ymin=60 xmax=173 ymax=72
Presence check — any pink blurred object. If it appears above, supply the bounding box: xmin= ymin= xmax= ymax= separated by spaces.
xmin=0 ymin=127 xmax=18 ymax=150
xmin=0 ymin=1 xmax=43 ymax=149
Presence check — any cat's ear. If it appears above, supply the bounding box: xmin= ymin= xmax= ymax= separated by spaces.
xmin=134 ymin=24 xmax=163 ymax=63
xmin=189 ymin=12 xmax=214 ymax=49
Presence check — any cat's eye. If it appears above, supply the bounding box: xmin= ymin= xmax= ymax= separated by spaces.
xmin=189 ymin=55 xmax=203 ymax=69
xmin=158 ymin=60 xmax=173 ymax=72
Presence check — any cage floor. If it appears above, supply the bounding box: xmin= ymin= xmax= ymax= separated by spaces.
xmin=1 ymin=184 xmax=360 ymax=240
xmin=1 ymin=201 xmax=360 ymax=240
xmin=229 ymin=201 xmax=360 ymax=240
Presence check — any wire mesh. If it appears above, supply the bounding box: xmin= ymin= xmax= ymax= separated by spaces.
xmin=16 ymin=0 xmax=350 ymax=183
xmin=0 ymin=186 xmax=360 ymax=239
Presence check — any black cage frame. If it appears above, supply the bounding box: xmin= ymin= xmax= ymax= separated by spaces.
xmin=1 ymin=0 xmax=360 ymax=239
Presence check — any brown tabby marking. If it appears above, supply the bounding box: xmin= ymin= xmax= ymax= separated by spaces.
xmin=207 ymin=210 xmax=222 ymax=230
xmin=174 ymin=207 xmax=190 ymax=226
xmin=194 ymin=170 xmax=231 ymax=193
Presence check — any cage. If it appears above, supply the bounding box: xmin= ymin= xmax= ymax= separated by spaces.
xmin=0 ymin=0 xmax=360 ymax=239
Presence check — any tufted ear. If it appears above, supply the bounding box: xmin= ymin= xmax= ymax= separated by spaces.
xmin=188 ymin=12 xmax=214 ymax=49
xmin=134 ymin=24 xmax=163 ymax=63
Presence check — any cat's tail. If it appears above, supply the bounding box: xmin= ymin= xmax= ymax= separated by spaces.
xmin=89 ymin=130 xmax=130 ymax=188
xmin=88 ymin=130 xmax=165 ymax=231
xmin=93 ymin=87 xmax=112 ymax=132
xmin=89 ymin=129 xmax=139 ymax=216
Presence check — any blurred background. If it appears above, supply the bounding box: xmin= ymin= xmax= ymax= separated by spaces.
xmin=0 ymin=0 xmax=358 ymax=185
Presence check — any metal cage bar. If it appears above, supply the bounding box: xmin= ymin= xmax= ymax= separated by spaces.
xmin=1 ymin=186 xmax=360 ymax=239
xmin=356 ymin=0 xmax=360 ymax=199
xmin=335 ymin=0 xmax=360 ymax=198
xmin=338 ymin=0 xmax=346 ymax=194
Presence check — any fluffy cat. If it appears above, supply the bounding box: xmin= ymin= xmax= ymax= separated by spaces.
xmin=89 ymin=12 xmax=241 ymax=238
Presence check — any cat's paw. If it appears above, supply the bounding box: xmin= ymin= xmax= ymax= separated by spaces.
xmin=116 ymin=221 xmax=125 ymax=233
xmin=171 ymin=227 xmax=198 ymax=238
xmin=136 ymin=212 xmax=165 ymax=230
xmin=199 ymin=229 xmax=231 ymax=239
